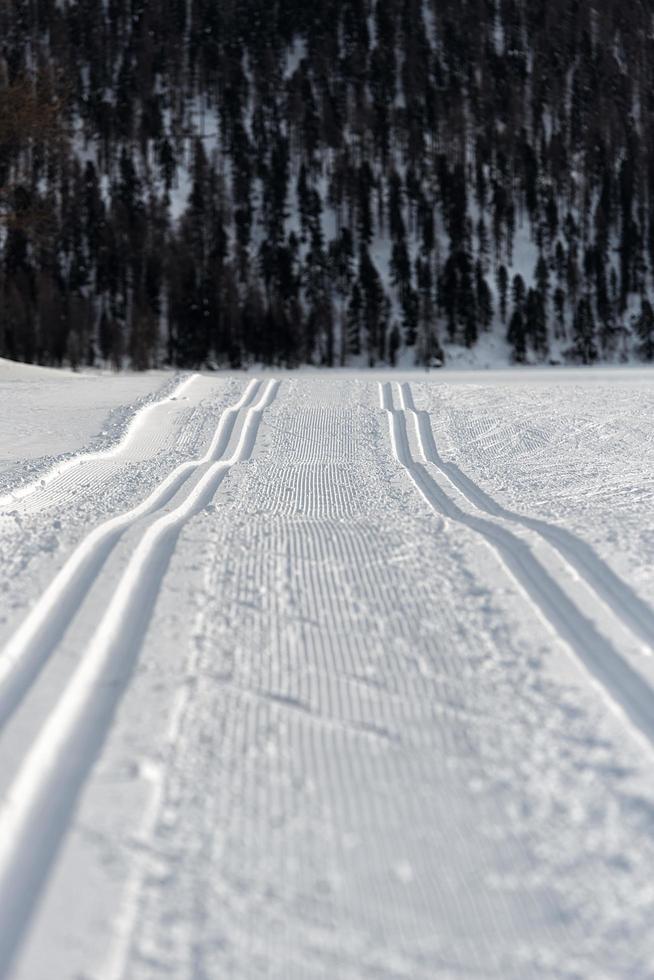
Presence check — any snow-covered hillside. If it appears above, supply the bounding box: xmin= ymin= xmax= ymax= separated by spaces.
xmin=1 ymin=360 xmax=654 ymax=977
xmin=3 ymin=0 xmax=654 ymax=370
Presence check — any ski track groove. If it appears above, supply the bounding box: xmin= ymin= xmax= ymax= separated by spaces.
xmin=0 ymin=379 xmax=279 ymax=978
xmin=0 ymin=379 xmax=262 ymax=732
xmin=399 ymin=382 xmax=654 ymax=654
xmin=381 ymin=381 xmax=654 ymax=752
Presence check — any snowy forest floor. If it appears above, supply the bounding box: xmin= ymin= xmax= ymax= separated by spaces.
xmin=1 ymin=360 xmax=654 ymax=978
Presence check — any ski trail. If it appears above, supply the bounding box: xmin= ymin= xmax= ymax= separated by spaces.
xmin=0 ymin=373 xmax=199 ymax=510
xmin=105 ymin=390 xmax=386 ymax=979
xmin=380 ymin=382 xmax=654 ymax=751
xmin=0 ymin=379 xmax=279 ymax=978
xmin=399 ymin=382 xmax=654 ymax=654
xmin=0 ymin=380 xmax=262 ymax=732
xmin=108 ymin=384 xmax=446 ymax=978
xmin=108 ymin=380 xmax=573 ymax=979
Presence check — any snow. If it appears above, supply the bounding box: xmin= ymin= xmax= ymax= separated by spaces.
xmin=1 ymin=361 xmax=654 ymax=978
xmin=0 ymin=360 xmax=171 ymax=472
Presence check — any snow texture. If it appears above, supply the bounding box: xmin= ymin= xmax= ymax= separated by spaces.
xmin=1 ymin=360 xmax=654 ymax=978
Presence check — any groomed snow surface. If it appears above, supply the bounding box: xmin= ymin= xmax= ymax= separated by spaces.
xmin=1 ymin=360 xmax=654 ymax=979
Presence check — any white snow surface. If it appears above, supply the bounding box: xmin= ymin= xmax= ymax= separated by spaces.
xmin=0 ymin=361 xmax=174 ymax=474
xmin=1 ymin=360 xmax=654 ymax=978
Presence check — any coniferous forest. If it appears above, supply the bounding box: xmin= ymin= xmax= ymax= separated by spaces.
xmin=1 ymin=0 xmax=654 ymax=369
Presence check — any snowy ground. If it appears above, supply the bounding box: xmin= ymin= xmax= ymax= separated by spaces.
xmin=1 ymin=360 xmax=654 ymax=979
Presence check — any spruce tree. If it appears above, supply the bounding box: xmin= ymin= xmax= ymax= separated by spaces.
xmin=635 ymin=298 xmax=654 ymax=361
xmin=570 ymin=295 xmax=598 ymax=364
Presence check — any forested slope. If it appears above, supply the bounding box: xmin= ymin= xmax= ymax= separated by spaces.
xmin=1 ymin=0 xmax=654 ymax=368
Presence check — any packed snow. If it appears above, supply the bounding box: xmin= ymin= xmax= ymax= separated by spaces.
xmin=1 ymin=359 xmax=654 ymax=979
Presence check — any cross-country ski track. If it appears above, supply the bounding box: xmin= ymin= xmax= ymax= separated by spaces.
xmin=1 ymin=366 xmax=654 ymax=978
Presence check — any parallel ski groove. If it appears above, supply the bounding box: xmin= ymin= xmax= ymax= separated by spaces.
xmin=0 ymin=380 xmax=279 ymax=978
xmin=0 ymin=380 xmax=261 ymax=731
xmin=381 ymin=382 xmax=654 ymax=750
xmin=399 ymin=382 xmax=654 ymax=653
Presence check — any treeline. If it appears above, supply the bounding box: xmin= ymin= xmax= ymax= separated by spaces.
xmin=1 ymin=0 xmax=654 ymax=368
